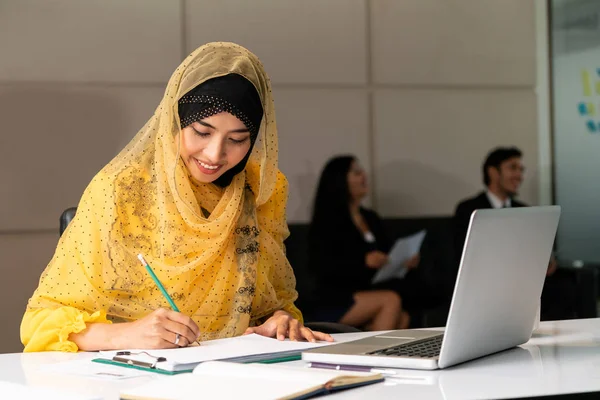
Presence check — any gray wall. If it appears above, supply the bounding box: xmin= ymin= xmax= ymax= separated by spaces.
xmin=0 ymin=0 xmax=541 ymax=353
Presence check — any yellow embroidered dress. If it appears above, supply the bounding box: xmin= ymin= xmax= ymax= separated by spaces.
xmin=21 ymin=42 xmax=301 ymax=352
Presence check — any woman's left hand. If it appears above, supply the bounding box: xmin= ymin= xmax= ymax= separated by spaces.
xmin=244 ymin=310 xmax=334 ymax=342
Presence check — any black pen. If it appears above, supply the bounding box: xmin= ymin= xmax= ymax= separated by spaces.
xmin=307 ymin=362 xmax=398 ymax=376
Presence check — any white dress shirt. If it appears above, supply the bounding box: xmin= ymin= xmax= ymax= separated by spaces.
xmin=486 ymin=190 xmax=511 ymax=209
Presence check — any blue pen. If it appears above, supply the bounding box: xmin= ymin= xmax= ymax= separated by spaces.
xmin=137 ymin=254 xmax=201 ymax=345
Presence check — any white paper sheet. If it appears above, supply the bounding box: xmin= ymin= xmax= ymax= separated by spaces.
xmin=371 ymin=230 xmax=427 ymax=284
xmin=98 ymin=333 xmax=334 ymax=371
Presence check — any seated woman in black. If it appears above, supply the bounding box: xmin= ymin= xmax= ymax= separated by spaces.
xmin=308 ymin=155 xmax=412 ymax=330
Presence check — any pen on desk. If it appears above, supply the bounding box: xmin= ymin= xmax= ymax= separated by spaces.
xmin=307 ymin=362 xmax=398 ymax=376
xmin=137 ymin=253 xmax=201 ymax=346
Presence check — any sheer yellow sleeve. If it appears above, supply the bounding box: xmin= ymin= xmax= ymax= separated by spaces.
xmin=21 ymin=308 xmax=109 ymax=352
xmin=282 ymin=303 xmax=303 ymax=324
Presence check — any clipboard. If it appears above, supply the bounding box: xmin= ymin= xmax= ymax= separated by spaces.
xmin=92 ymin=358 xmax=186 ymax=375
xmin=91 ymin=348 xmax=305 ymax=375
xmin=91 ymin=333 xmax=329 ymax=375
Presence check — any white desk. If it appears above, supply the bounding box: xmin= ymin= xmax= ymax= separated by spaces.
xmin=1 ymin=319 xmax=599 ymax=399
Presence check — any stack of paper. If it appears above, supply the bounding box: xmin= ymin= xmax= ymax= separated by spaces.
xmin=95 ymin=333 xmax=333 ymax=373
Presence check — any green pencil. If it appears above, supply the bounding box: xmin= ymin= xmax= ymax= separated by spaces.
xmin=137 ymin=253 xmax=201 ymax=346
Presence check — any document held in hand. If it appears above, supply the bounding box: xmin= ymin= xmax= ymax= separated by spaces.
xmin=119 ymin=360 xmax=384 ymax=400
xmin=371 ymin=230 xmax=427 ymax=284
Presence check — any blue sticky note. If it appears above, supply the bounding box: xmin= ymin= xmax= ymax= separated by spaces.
xmin=586 ymin=120 xmax=596 ymax=132
xmin=579 ymin=102 xmax=588 ymax=115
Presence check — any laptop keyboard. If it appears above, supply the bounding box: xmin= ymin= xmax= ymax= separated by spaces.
xmin=367 ymin=335 xmax=443 ymax=359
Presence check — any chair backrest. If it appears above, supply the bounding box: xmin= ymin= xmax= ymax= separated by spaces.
xmin=284 ymin=223 xmax=318 ymax=317
xmin=60 ymin=207 xmax=77 ymax=235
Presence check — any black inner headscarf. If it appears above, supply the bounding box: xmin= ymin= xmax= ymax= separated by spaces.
xmin=178 ymin=73 xmax=264 ymax=187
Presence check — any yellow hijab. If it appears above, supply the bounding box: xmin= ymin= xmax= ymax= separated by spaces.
xmin=26 ymin=42 xmax=300 ymax=341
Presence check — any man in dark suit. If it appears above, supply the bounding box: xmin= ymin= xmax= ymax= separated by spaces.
xmin=453 ymin=147 xmax=575 ymax=320
xmin=454 ymin=147 xmax=529 ymax=253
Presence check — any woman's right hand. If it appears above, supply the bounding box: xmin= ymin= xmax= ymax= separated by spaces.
xmin=70 ymin=308 xmax=200 ymax=351
xmin=119 ymin=308 xmax=200 ymax=349
xmin=365 ymin=251 xmax=389 ymax=269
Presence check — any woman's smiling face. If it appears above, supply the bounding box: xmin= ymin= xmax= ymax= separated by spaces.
xmin=179 ymin=112 xmax=252 ymax=184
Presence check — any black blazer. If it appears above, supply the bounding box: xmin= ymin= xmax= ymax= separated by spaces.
xmin=308 ymin=208 xmax=392 ymax=306
xmin=453 ymin=191 xmax=527 ymax=259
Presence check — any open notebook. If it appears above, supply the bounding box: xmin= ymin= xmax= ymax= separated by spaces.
xmin=120 ymin=361 xmax=384 ymax=400
xmin=94 ymin=333 xmax=332 ymax=374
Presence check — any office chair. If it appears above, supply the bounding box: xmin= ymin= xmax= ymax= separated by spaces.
xmin=59 ymin=207 xmax=360 ymax=334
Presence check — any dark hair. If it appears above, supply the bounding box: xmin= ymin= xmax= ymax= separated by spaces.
xmin=310 ymin=155 xmax=356 ymax=231
xmin=482 ymin=147 xmax=523 ymax=186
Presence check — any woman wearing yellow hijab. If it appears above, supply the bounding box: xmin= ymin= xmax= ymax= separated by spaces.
xmin=21 ymin=42 xmax=333 ymax=352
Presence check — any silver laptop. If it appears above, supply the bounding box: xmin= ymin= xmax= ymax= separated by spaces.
xmin=303 ymin=206 xmax=561 ymax=370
